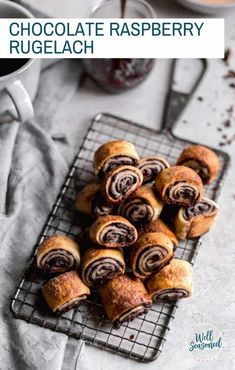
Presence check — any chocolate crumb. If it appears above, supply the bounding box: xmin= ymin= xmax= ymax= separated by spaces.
xmin=223 ymin=48 xmax=232 ymax=66
xmin=217 ymin=127 xmax=222 ymax=132
xmin=129 ymin=334 xmax=135 ymax=340
xmin=229 ymin=83 xmax=235 ymax=89
xmin=219 ymin=142 xmax=225 ymax=146
xmin=224 ymin=70 xmax=235 ymax=79
xmin=222 ymin=134 xmax=227 ymax=139
xmin=197 ymin=96 xmax=203 ymax=102
xmin=223 ymin=119 xmax=231 ymax=128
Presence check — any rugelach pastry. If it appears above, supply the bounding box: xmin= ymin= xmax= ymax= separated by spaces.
xmin=76 ymin=182 xmax=113 ymax=218
xmin=130 ymin=232 xmax=174 ymax=279
xmin=37 ymin=235 xmax=80 ymax=273
xmin=89 ymin=215 xmax=138 ymax=248
xmin=139 ymin=156 xmax=170 ymax=184
xmin=174 ymin=197 xmax=219 ymax=239
xmin=155 ymin=166 xmax=204 ymax=206
xmin=81 ymin=247 xmax=125 ymax=286
xmin=42 ymin=271 xmax=90 ymax=313
xmin=94 ymin=140 xmax=140 ymax=178
xmin=101 ymin=165 xmax=143 ymax=204
xmin=140 ymin=219 xmax=179 ymax=250
xmin=177 ymin=145 xmax=220 ymax=185
xmin=146 ymin=259 xmax=193 ymax=302
xmin=118 ymin=186 xmax=163 ymax=225
xmin=98 ymin=274 xmax=152 ymax=328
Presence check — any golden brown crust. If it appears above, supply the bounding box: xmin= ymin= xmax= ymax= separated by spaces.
xmin=98 ymin=275 xmax=152 ymax=322
xmin=177 ymin=145 xmax=220 ymax=184
xmin=146 ymin=259 xmax=193 ymax=300
xmin=94 ymin=141 xmax=140 ymax=176
xmin=89 ymin=215 xmax=138 ymax=248
xmin=174 ymin=198 xmax=218 ymax=239
xmin=81 ymin=247 xmax=125 ymax=286
xmin=140 ymin=219 xmax=179 ymax=248
xmin=42 ymin=271 xmax=90 ymax=312
xmin=118 ymin=186 xmax=163 ymax=224
xmin=155 ymin=166 xmax=204 ymax=206
xmin=130 ymin=232 xmax=174 ymax=278
xmin=76 ymin=182 xmax=100 ymax=215
xmin=37 ymin=235 xmax=80 ymax=270
xmin=101 ymin=165 xmax=143 ymax=204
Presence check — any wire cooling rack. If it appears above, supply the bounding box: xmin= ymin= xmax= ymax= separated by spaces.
xmin=11 ymin=113 xmax=230 ymax=362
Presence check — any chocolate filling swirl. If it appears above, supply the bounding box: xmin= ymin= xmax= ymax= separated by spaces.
xmin=136 ymin=245 xmax=170 ymax=276
xmin=180 ymin=159 xmax=209 ymax=183
xmin=114 ymin=303 xmax=151 ymax=329
xmin=100 ymin=222 xmax=136 ymax=246
xmin=119 ymin=198 xmax=154 ymax=225
xmin=166 ymin=181 xmax=200 ymax=205
xmin=84 ymin=257 xmax=124 ymax=286
xmin=139 ymin=157 xmax=169 ymax=184
xmin=91 ymin=194 xmax=113 ymax=218
xmin=108 ymin=170 xmax=139 ymax=202
xmin=183 ymin=199 xmax=216 ymax=220
xmin=101 ymin=155 xmax=138 ymax=177
xmin=152 ymin=288 xmax=189 ymax=302
xmin=56 ymin=295 xmax=88 ymax=314
xmin=40 ymin=249 xmax=77 ymax=273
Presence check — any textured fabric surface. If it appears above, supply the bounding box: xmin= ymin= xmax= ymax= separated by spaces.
xmin=0 ymin=60 xmax=88 ymax=370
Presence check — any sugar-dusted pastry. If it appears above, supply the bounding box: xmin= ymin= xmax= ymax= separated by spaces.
xmin=118 ymin=186 xmax=163 ymax=225
xmin=81 ymin=247 xmax=125 ymax=286
xmin=146 ymin=259 xmax=193 ymax=302
xmin=177 ymin=145 xmax=220 ymax=185
xmin=99 ymin=274 xmax=152 ymax=328
xmin=101 ymin=165 xmax=143 ymax=204
xmin=37 ymin=235 xmax=80 ymax=273
xmin=42 ymin=271 xmax=90 ymax=313
xmin=174 ymin=197 xmax=219 ymax=239
xmin=139 ymin=156 xmax=170 ymax=184
xmin=94 ymin=140 xmax=140 ymax=177
xmin=155 ymin=166 xmax=204 ymax=206
xmin=89 ymin=215 xmax=138 ymax=248
xmin=130 ymin=232 xmax=174 ymax=279
xmin=140 ymin=219 xmax=179 ymax=250
xmin=76 ymin=182 xmax=113 ymax=218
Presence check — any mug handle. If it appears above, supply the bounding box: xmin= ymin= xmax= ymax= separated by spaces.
xmin=5 ymin=80 xmax=34 ymax=123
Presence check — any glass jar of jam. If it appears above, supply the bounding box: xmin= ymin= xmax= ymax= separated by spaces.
xmin=83 ymin=0 xmax=156 ymax=93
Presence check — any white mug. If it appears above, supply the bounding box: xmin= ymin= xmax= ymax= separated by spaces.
xmin=0 ymin=0 xmax=41 ymax=123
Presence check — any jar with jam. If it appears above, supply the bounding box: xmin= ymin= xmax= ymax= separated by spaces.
xmin=83 ymin=0 xmax=156 ymax=93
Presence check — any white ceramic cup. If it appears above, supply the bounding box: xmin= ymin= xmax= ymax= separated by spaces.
xmin=0 ymin=0 xmax=41 ymax=123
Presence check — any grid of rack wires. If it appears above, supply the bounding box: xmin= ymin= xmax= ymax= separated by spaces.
xmin=11 ymin=113 xmax=230 ymax=362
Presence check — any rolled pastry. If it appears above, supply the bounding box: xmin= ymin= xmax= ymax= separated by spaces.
xmin=177 ymin=145 xmax=220 ymax=185
xmin=81 ymin=248 xmax=125 ymax=286
xmin=139 ymin=156 xmax=170 ymax=184
xmin=118 ymin=186 xmax=163 ymax=225
xmin=130 ymin=232 xmax=174 ymax=279
xmin=174 ymin=197 xmax=218 ymax=239
xmin=42 ymin=271 xmax=90 ymax=313
xmin=76 ymin=182 xmax=113 ymax=218
xmin=155 ymin=166 xmax=204 ymax=206
xmin=101 ymin=165 xmax=143 ymax=204
xmin=37 ymin=235 xmax=80 ymax=273
xmin=140 ymin=219 xmax=179 ymax=249
xmin=89 ymin=215 xmax=138 ymax=248
xmin=94 ymin=140 xmax=140 ymax=177
xmin=146 ymin=259 xmax=193 ymax=302
xmin=99 ymin=274 xmax=152 ymax=328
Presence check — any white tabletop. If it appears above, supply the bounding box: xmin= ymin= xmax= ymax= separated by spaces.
xmin=20 ymin=1 xmax=235 ymax=369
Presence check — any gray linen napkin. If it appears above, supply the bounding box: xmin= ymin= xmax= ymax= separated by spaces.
xmin=0 ymin=60 xmax=88 ymax=370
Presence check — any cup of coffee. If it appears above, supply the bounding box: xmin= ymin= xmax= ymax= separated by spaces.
xmin=0 ymin=0 xmax=41 ymax=123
